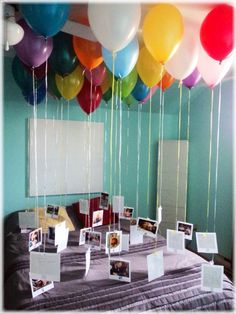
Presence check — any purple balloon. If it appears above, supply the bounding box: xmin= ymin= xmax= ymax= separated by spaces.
xmin=84 ymin=63 xmax=107 ymax=86
xmin=182 ymin=68 xmax=201 ymax=89
xmin=14 ymin=19 xmax=53 ymax=68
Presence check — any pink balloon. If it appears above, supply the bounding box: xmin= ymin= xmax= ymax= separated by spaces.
xmin=14 ymin=19 xmax=53 ymax=68
xmin=141 ymin=85 xmax=159 ymax=104
xmin=197 ymin=45 xmax=234 ymax=88
xmin=84 ymin=63 xmax=107 ymax=86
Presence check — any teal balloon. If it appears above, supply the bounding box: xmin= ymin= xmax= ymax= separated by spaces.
xmin=19 ymin=3 xmax=70 ymax=37
xmin=102 ymin=38 xmax=139 ymax=79
xmin=48 ymin=69 xmax=61 ymax=100
xmin=49 ymin=32 xmax=79 ymax=76
xmin=131 ymin=76 xmax=150 ymax=101
xmin=12 ymin=56 xmax=43 ymax=93
xmin=102 ymin=88 xmax=112 ymax=103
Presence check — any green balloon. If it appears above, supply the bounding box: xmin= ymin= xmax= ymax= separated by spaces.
xmin=102 ymin=88 xmax=112 ymax=103
xmin=47 ymin=69 xmax=61 ymax=99
xmin=124 ymin=94 xmax=138 ymax=107
xmin=112 ymin=67 xmax=138 ymax=98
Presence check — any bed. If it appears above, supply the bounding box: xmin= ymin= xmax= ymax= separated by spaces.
xmin=4 ymin=207 xmax=235 ymax=311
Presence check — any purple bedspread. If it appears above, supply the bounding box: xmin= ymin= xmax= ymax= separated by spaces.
xmin=4 ymin=223 xmax=235 ymax=311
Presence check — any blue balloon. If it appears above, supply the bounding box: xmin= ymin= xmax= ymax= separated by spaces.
xmin=23 ymin=82 xmax=46 ymax=106
xmin=131 ymin=76 xmax=150 ymax=101
xmin=19 ymin=4 xmax=70 ymax=37
xmin=102 ymin=38 xmax=139 ymax=79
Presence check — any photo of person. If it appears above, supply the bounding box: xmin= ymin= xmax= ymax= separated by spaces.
xmin=92 ymin=210 xmax=104 ymax=227
xmin=29 ymin=276 xmax=54 ymax=298
xmin=137 ymin=217 xmax=158 ymax=238
xmin=29 ymin=228 xmax=42 ymax=252
xmin=130 ymin=218 xmax=137 ymax=226
xmin=46 ymin=205 xmax=59 ymax=218
xmin=85 ymin=231 xmax=101 ymax=250
xmin=79 ymin=227 xmax=92 ymax=245
xmin=109 ymin=259 xmax=131 ymax=282
xmin=99 ymin=192 xmax=109 ymax=210
xmin=105 ymin=231 xmax=122 ymax=254
xmin=121 ymin=207 xmax=134 ymax=219
xmin=176 ymin=221 xmax=193 ymax=240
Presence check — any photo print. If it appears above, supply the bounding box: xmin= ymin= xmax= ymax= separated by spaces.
xmin=201 ymin=264 xmax=223 ymax=292
xmin=121 ymin=207 xmax=134 ymax=219
xmin=29 ymin=228 xmax=42 ymax=252
xmin=79 ymin=227 xmax=92 ymax=245
xmin=92 ymin=210 xmax=104 ymax=227
xmin=29 ymin=275 xmax=54 ymax=298
xmin=18 ymin=211 xmax=36 ymax=230
xmin=196 ymin=232 xmax=218 ymax=254
xmin=46 ymin=204 xmax=59 ymax=218
xmin=79 ymin=199 xmax=89 ymax=215
xmin=109 ymin=259 xmax=131 ymax=283
xmin=137 ymin=217 xmax=158 ymax=238
xmin=112 ymin=195 xmax=124 ymax=213
xmin=99 ymin=192 xmax=109 ymax=210
xmin=176 ymin=221 xmax=193 ymax=240
xmin=167 ymin=229 xmax=185 ymax=254
xmin=85 ymin=231 xmax=102 ymax=250
xmin=105 ymin=230 xmax=122 ymax=254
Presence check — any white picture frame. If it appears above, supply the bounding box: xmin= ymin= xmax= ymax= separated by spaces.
xmin=109 ymin=258 xmax=131 ymax=283
xmin=167 ymin=229 xmax=185 ymax=254
xmin=137 ymin=217 xmax=158 ymax=238
xmin=176 ymin=221 xmax=193 ymax=240
xmin=29 ymin=274 xmax=54 ymax=298
xmin=196 ymin=232 xmax=218 ymax=254
xmin=29 ymin=228 xmax=42 ymax=252
xmin=92 ymin=210 xmax=104 ymax=228
xmin=201 ymin=263 xmax=223 ymax=292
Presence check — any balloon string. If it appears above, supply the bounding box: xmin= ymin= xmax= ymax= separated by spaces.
xmin=59 ymin=99 xmax=64 ymax=207
xmin=126 ymin=107 xmax=130 ymax=198
xmin=119 ymin=79 xmax=122 ymax=197
xmin=88 ymin=73 xmax=92 ymax=208
xmin=104 ymin=101 xmax=108 ymax=191
xmin=175 ymin=82 xmax=183 ymax=221
xmin=26 ymin=106 xmax=30 ymax=212
xmin=64 ymin=100 xmax=70 ymax=208
xmin=136 ymin=103 xmax=142 ymax=219
xmin=114 ymin=81 xmax=118 ymax=195
xmin=147 ymin=90 xmax=152 ymax=218
xmin=206 ymin=89 xmax=214 ymax=232
xmin=159 ymin=91 xmax=165 ymax=206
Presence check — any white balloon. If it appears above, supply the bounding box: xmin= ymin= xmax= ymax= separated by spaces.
xmin=197 ymin=45 xmax=235 ymax=88
xmin=88 ymin=3 xmax=141 ymax=52
xmin=4 ymin=20 xmax=24 ymax=46
xmin=165 ymin=21 xmax=199 ymax=81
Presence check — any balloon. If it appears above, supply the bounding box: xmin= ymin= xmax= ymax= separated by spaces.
xmin=23 ymin=82 xmax=46 ymax=106
xmin=182 ymin=68 xmax=201 ymax=89
xmin=200 ymin=4 xmax=234 ymax=61
xmin=140 ymin=85 xmax=159 ymax=104
xmin=102 ymin=88 xmax=112 ymax=103
xmin=12 ymin=55 xmax=43 ymax=93
xmin=143 ymin=4 xmax=184 ymax=64
xmin=4 ymin=20 xmax=24 ymax=47
xmin=14 ymin=19 xmax=53 ymax=68
xmin=101 ymin=70 xmax=112 ymax=94
xmin=73 ymin=36 xmax=103 ymax=70
xmin=19 ymin=3 xmax=70 ymax=37
xmin=124 ymin=94 xmax=138 ymax=107
xmin=131 ymin=76 xmax=150 ymax=101
xmin=137 ymin=46 xmax=165 ymax=87
xmin=24 ymin=62 xmax=46 ymax=80
xmin=113 ymin=67 xmax=138 ymax=99
xmin=157 ymin=72 xmax=175 ymax=91
xmin=49 ymin=32 xmax=78 ymax=76
xmin=102 ymin=37 xmax=139 ymax=78
xmin=77 ymin=79 xmax=102 ymax=115
xmin=88 ymin=3 xmax=141 ymax=52
xmin=48 ymin=69 xmax=61 ymax=99
xmin=197 ymin=46 xmax=234 ymax=88
xmin=84 ymin=63 xmax=107 ymax=86
xmin=55 ymin=65 xmax=84 ymax=100
xmin=165 ymin=20 xmax=199 ymax=80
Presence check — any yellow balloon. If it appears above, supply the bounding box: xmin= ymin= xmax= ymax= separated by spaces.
xmin=137 ymin=46 xmax=165 ymax=88
xmin=55 ymin=65 xmax=84 ymax=100
xmin=143 ymin=4 xmax=184 ymax=64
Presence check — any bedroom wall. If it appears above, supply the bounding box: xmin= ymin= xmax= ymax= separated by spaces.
xmin=3 ymin=57 xmax=178 ymax=219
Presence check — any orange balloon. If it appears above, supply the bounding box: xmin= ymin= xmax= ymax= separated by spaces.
xmin=157 ymin=71 xmax=175 ymax=91
xmin=73 ymin=36 xmax=103 ymax=70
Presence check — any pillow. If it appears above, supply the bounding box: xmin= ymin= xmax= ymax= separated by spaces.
xmin=33 ymin=207 xmax=75 ymax=233
xmin=72 ymin=197 xmax=118 ymax=228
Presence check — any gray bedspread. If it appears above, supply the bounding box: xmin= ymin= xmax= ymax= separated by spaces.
xmin=4 ymin=222 xmax=235 ymax=311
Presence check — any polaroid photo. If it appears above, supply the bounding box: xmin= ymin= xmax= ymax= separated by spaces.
xmin=112 ymin=196 xmax=124 ymax=213
xmin=167 ymin=229 xmax=185 ymax=254
xmin=120 ymin=207 xmax=134 ymax=219
xmin=79 ymin=227 xmax=92 ymax=245
xmin=130 ymin=226 xmax=143 ymax=245
xmin=157 ymin=206 xmax=162 ymax=224
xmin=109 ymin=258 xmax=131 ymax=283
xmin=92 ymin=210 xmax=104 ymax=227
xmin=196 ymin=232 xmax=218 ymax=254
xmin=29 ymin=228 xmax=42 ymax=252
xmin=176 ymin=221 xmax=193 ymax=240
xmin=55 ymin=221 xmax=66 ymax=246
xmin=122 ymin=234 xmax=130 ymax=252
xmin=57 ymin=227 xmax=69 ymax=253
xmin=147 ymin=250 xmax=164 ymax=282
xmin=46 ymin=205 xmax=59 ymax=218
xmin=18 ymin=211 xmax=36 ymax=229
xmin=30 ymin=251 xmax=61 ymax=282
xmin=201 ymin=263 xmax=223 ymax=292
xmin=99 ymin=192 xmax=109 ymax=210
xmin=79 ymin=199 xmax=89 ymax=215
xmin=105 ymin=230 xmax=122 ymax=254
xmin=137 ymin=217 xmax=159 ymax=238
xmin=48 ymin=226 xmax=55 ymax=244
xmin=85 ymin=231 xmax=102 ymax=250
xmin=29 ymin=274 xmax=54 ymax=298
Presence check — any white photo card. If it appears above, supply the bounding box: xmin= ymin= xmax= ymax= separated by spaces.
xmin=121 ymin=206 xmax=134 ymax=219
xmin=201 ymin=263 xmax=223 ymax=292
xmin=176 ymin=221 xmax=193 ymax=240
xmin=92 ymin=210 xmax=104 ymax=227
xmin=79 ymin=227 xmax=92 ymax=245
xmin=18 ymin=211 xmax=36 ymax=229
xmin=167 ymin=229 xmax=185 ymax=254
xmin=137 ymin=217 xmax=158 ymax=238
xmin=109 ymin=258 xmax=131 ymax=283
xmin=196 ymin=232 xmax=218 ymax=254
xmin=29 ymin=274 xmax=54 ymax=298
xmin=85 ymin=231 xmax=102 ymax=250
xmin=147 ymin=250 xmax=164 ymax=282
xmin=79 ymin=199 xmax=89 ymax=215
xmin=29 ymin=228 xmax=42 ymax=252
xmin=105 ymin=230 xmax=122 ymax=254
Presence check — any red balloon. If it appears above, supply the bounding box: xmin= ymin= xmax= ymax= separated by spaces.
xmin=77 ymin=79 xmax=102 ymax=115
xmin=200 ymin=4 xmax=234 ymax=61
xmin=24 ymin=62 xmax=47 ymax=80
